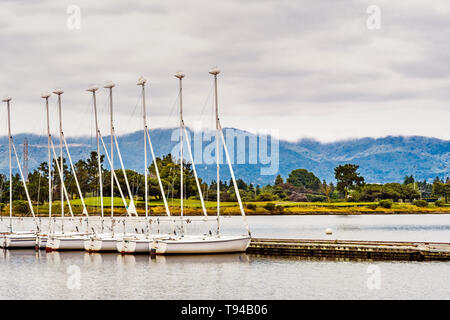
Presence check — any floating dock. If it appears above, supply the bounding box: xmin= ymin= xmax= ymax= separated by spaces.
xmin=248 ymin=238 xmax=450 ymax=261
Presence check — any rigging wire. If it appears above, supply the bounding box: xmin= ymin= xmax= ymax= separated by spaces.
xmin=164 ymin=91 xmax=180 ymax=128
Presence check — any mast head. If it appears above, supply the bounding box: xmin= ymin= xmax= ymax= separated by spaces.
xmin=86 ymin=85 xmax=99 ymax=92
xmin=209 ymin=67 xmax=220 ymax=75
xmin=104 ymin=81 xmax=115 ymax=89
xmin=2 ymin=96 xmax=11 ymax=102
xmin=137 ymin=76 xmax=147 ymax=86
xmin=41 ymin=92 xmax=51 ymax=99
xmin=175 ymin=71 xmax=185 ymax=79
xmin=53 ymin=88 xmax=64 ymax=95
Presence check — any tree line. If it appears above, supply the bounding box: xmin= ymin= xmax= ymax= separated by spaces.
xmin=0 ymin=152 xmax=449 ymax=205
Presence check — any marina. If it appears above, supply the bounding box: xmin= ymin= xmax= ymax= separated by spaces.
xmin=2 ymin=0 xmax=450 ymax=306
xmin=1 ymin=214 xmax=450 ymax=300
xmin=1 ymin=215 xmax=450 ymax=261
xmin=0 ymin=68 xmax=252 ymax=256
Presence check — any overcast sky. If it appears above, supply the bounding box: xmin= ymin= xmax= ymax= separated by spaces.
xmin=0 ymin=0 xmax=450 ymax=142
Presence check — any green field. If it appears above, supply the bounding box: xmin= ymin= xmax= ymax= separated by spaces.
xmin=70 ymin=197 xmax=239 ymax=208
xmin=4 ymin=197 xmax=450 ymax=216
xmin=68 ymin=197 xmax=449 ymax=211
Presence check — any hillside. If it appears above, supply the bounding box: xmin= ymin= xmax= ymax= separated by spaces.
xmin=0 ymin=129 xmax=449 ymax=185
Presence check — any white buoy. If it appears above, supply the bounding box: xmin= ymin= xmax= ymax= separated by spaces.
xmin=325 ymin=228 xmax=333 ymax=235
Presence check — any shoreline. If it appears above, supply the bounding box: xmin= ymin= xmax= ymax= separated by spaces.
xmin=2 ymin=200 xmax=450 ymax=216
xmin=2 ymin=207 xmax=450 ymax=217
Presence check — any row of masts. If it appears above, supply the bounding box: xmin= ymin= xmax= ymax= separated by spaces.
xmin=2 ymin=68 xmax=250 ymax=238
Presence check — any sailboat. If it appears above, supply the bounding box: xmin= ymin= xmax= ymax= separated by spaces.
xmin=83 ymin=84 xmax=116 ymax=252
xmin=116 ymin=76 xmax=173 ymax=254
xmin=45 ymin=89 xmax=90 ymax=251
xmin=152 ymin=68 xmax=251 ymax=254
xmin=0 ymin=96 xmax=39 ymax=249
xmin=36 ymin=92 xmax=53 ymax=249
xmin=85 ymin=81 xmax=140 ymax=252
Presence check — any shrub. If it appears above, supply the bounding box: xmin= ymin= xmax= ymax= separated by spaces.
xmin=434 ymin=200 xmax=445 ymax=207
xmin=288 ymin=192 xmax=308 ymax=202
xmin=263 ymin=202 xmax=276 ymax=211
xmin=135 ymin=202 xmax=146 ymax=209
xmin=306 ymin=194 xmax=327 ymax=202
xmin=367 ymin=203 xmax=378 ymax=210
xmin=275 ymin=205 xmax=284 ymax=212
xmin=413 ymin=200 xmax=428 ymax=208
xmin=246 ymin=203 xmax=257 ymax=210
xmin=378 ymin=200 xmax=393 ymax=208
xmin=256 ymin=192 xmax=277 ymax=201
xmin=12 ymin=200 xmax=32 ymax=214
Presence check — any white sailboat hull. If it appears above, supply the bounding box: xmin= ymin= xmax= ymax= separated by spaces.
xmin=5 ymin=234 xmax=36 ymax=249
xmin=46 ymin=234 xmax=88 ymax=251
xmin=154 ymin=235 xmax=251 ymax=255
xmin=0 ymin=233 xmax=36 ymax=249
xmin=117 ymin=234 xmax=169 ymax=254
xmin=117 ymin=238 xmax=150 ymax=254
xmin=85 ymin=235 xmax=120 ymax=252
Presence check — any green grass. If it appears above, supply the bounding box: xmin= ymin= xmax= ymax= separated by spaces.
xmin=69 ymin=197 xmax=239 ymax=208
xmin=57 ymin=198 xmax=447 ymax=209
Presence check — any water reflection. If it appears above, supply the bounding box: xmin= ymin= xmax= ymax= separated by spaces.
xmin=151 ymin=253 xmax=250 ymax=264
xmin=248 ymin=253 xmax=377 ymax=263
xmin=83 ymin=252 xmax=103 ymax=266
xmin=30 ymin=250 xmax=251 ymax=268
xmin=1 ymin=249 xmax=35 ymax=262
xmin=116 ymin=253 xmax=137 ymax=270
xmin=0 ymin=249 xmax=8 ymax=261
xmin=46 ymin=251 xmax=61 ymax=265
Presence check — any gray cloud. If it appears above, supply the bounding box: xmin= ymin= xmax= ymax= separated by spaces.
xmin=0 ymin=0 xmax=449 ymax=142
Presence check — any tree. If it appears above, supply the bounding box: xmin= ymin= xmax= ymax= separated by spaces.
xmin=85 ymin=151 xmax=105 ymax=196
xmin=27 ymin=169 xmax=47 ymax=204
xmin=433 ymin=180 xmax=450 ymax=203
xmin=274 ymin=174 xmax=283 ymax=186
xmin=287 ymin=169 xmax=321 ymax=191
xmin=334 ymin=164 xmax=365 ymax=200
xmin=147 ymin=153 xmax=198 ymax=200
xmin=320 ymin=180 xmax=333 ymax=202
xmin=52 ymin=157 xmax=70 ymax=200
xmin=73 ymin=159 xmax=89 ymax=198
xmin=356 ymin=184 xmax=382 ymax=202
xmin=403 ymin=175 xmax=415 ymax=185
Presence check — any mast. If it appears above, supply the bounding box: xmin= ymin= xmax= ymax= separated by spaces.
xmin=137 ymin=77 xmax=148 ymax=218
xmin=53 ymin=89 xmax=64 ymax=231
xmin=208 ymin=67 xmax=251 ymax=237
xmin=209 ymin=68 xmax=221 ymax=236
xmin=175 ymin=71 xmax=185 ymax=234
xmin=3 ymin=96 xmax=38 ymax=231
xmin=104 ymin=81 xmax=115 ymax=217
xmin=23 ymin=138 xmax=28 ymax=182
xmin=103 ymin=81 xmax=136 ymax=216
xmin=41 ymin=92 xmax=52 ymax=220
xmin=2 ymin=96 xmax=12 ymax=232
xmin=87 ymin=85 xmax=103 ymax=220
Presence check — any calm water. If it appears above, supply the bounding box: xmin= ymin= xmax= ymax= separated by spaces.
xmin=1 ymin=214 xmax=450 ymax=299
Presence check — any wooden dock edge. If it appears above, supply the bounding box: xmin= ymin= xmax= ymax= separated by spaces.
xmin=247 ymin=238 xmax=450 ymax=261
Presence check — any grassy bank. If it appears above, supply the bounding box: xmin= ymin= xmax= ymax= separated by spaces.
xmin=2 ymin=197 xmax=450 ymax=216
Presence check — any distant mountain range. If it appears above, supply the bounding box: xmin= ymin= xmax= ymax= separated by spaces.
xmin=0 ymin=128 xmax=449 ymax=186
